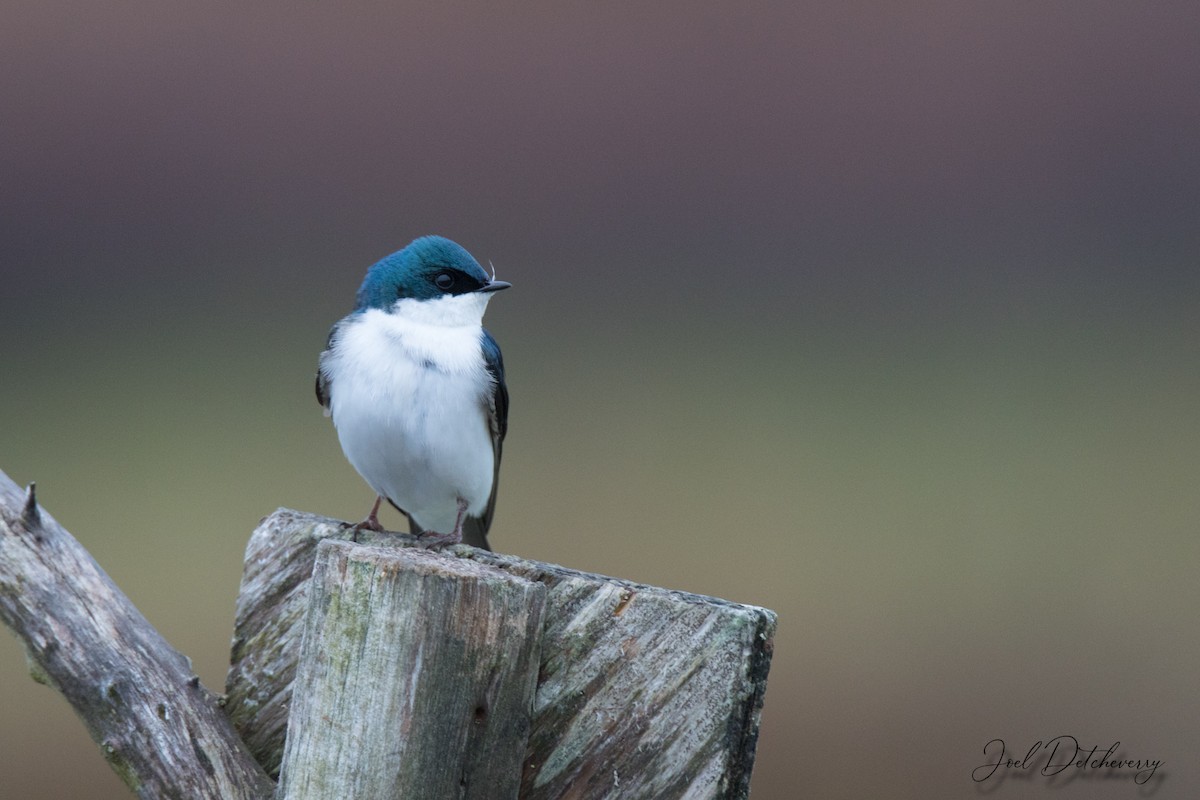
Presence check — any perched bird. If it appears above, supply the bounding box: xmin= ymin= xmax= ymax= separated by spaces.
xmin=316 ymin=236 xmax=510 ymax=549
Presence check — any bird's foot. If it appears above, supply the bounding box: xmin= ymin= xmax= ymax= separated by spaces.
xmin=415 ymin=529 xmax=463 ymax=549
xmin=352 ymin=515 xmax=386 ymax=531
xmin=342 ymin=497 xmax=386 ymax=542
xmin=415 ymin=497 xmax=469 ymax=550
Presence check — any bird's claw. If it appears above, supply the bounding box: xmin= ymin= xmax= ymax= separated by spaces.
xmin=415 ymin=530 xmax=462 ymax=550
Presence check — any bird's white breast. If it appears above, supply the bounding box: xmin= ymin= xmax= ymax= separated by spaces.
xmin=324 ymin=303 xmax=496 ymax=532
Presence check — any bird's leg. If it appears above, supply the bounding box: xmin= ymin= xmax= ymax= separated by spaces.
xmin=365 ymin=496 xmax=386 ymax=530
xmin=344 ymin=496 xmax=386 ymax=541
xmin=416 ymin=497 xmax=468 ymax=549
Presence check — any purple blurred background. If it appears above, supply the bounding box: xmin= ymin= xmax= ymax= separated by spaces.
xmin=3 ymin=2 xmax=1197 ymax=797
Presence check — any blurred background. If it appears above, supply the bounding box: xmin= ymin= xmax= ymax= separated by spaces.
xmin=2 ymin=2 xmax=1197 ymax=797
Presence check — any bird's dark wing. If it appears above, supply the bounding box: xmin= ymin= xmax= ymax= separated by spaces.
xmin=315 ymin=320 xmax=343 ymax=412
xmin=459 ymin=327 xmax=507 ymax=550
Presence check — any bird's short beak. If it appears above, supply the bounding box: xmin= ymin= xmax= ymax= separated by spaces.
xmin=478 ymin=280 xmax=512 ymax=293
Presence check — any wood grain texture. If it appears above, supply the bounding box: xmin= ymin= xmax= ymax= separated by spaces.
xmin=227 ymin=509 xmax=776 ymax=799
xmin=0 ymin=469 xmax=274 ymax=800
xmin=225 ymin=510 xmax=345 ymax=777
xmin=276 ymin=539 xmax=546 ymax=800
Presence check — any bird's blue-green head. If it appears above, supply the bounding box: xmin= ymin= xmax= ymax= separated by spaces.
xmin=354 ymin=235 xmax=510 ymax=313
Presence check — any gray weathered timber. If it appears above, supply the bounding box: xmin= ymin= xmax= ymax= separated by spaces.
xmin=0 ymin=469 xmax=274 ymax=800
xmin=225 ymin=511 xmax=345 ymax=776
xmin=227 ymin=509 xmax=777 ymax=799
xmin=276 ymin=539 xmax=546 ymax=800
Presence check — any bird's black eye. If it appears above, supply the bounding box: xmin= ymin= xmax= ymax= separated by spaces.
xmin=434 ymin=272 xmax=455 ymax=290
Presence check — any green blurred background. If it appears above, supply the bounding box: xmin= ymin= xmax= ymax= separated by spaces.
xmin=3 ymin=3 xmax=1198 ymax=797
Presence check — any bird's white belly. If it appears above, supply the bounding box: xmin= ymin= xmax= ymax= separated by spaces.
xmin=329 ymin=323 xmax=494 ymax=533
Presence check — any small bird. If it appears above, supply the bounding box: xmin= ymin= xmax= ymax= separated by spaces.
xmin=316 ymin=236 xmax=510 ymax=549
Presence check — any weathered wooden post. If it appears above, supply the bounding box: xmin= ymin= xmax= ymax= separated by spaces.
xmin=275 ymin=540 xmax=545 ymax=799
xmin=1 ymin=467 xmax=775 ymax=798
xmin=227 ymin=510 xmax=777 ymax=799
